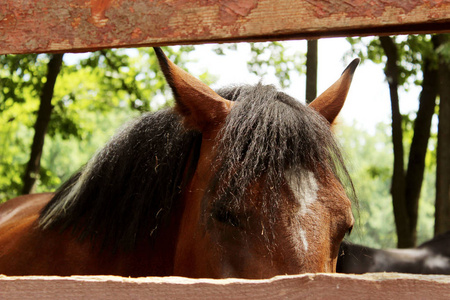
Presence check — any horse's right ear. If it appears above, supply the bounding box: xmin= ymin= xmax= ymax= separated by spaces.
xmin=154 ymin=47 xmax=233 ymax=132
xmin=309 ymin=58 xmax=360 ymax=125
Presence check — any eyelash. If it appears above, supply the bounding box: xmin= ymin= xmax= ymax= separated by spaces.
xmin=347 ymin=225 xmax=353 ymax=236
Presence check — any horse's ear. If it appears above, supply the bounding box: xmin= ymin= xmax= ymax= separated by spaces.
xmin=309 ymin=58 xmax=360 ymax=125
xmin=154 ymin=47 xmax=233 ymax=132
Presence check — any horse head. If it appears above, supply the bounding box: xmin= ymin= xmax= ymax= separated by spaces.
xmin=154 ymin=48 xmax=358 ymax=278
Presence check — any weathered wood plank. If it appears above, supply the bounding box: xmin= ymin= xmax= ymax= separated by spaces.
xmin=1 ymin=0 xmax=449 ymax=54
xmin=1 ymin=273 xmax=449 ymax=300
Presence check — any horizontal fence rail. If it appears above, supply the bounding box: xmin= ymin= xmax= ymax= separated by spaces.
xmin=1 ymin=0 xmax=450 ymax=54
xmin=1 ymin=273 xmax=450 ymax=300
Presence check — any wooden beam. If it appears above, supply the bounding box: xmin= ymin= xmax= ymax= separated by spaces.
xmin=1 ymin=0 xmax=450 ymax=54
xmin=1 ymin=273 xmax=450 ymax=299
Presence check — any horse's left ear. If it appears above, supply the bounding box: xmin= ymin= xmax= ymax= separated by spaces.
xmin=309 ymin=58 xmax=360 ymax=125
xmin=154 ymin=47 xmax=233 ymax=132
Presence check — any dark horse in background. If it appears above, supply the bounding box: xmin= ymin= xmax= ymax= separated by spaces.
xmin=0 ymin=48 xmax=359 ymax=278
xmin=337 ymin=231 xmax=450 ymax=275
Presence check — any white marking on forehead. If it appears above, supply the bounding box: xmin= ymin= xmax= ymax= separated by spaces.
xmin=298 ymin=227 xmax=309 ymax=252
xmin=285 ymin=169 xmax=319 ymax=252
xmin=285 ymin=169 xmax=319 ymax=215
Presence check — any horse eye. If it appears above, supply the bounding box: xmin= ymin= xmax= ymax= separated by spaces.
xmin=212 ymin=209 xmax=241 ymax=228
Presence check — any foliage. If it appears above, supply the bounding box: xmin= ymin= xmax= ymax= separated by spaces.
xmin=346 ymin=35 xmax=436 ymax=89
xmin=336 ymin=121 xmax=435 ymax=248
xmin=0 ymin=54 xmax=48 ymax=200
xmin=0 ymin=54 xmax=45 ymax=111
xmin=336 ymin=122 xmax=396 ymax=247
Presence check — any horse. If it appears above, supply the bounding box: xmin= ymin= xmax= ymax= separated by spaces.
xmin=337 ymin=231 xmax=450 ymax=275
xmin=0 ymin=48 xmax=359 ymax=278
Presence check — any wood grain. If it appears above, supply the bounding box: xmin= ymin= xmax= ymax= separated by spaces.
xmin=1 ymin=0 xmax=449 ymax=54
xmin=1 ymin=273 xmax=449 ymax=299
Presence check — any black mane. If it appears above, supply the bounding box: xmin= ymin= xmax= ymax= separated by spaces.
xmin=39 ymin=109 xmax=202 ymax=250
xmin=39 ymin=83 xmax=354 ymax=250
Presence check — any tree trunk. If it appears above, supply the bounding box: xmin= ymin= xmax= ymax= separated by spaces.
xmin=380 ymin=36 xmax=439 ymax=247
xmin=379 ymin=36 xmax=412 ymax=248
xmin=22 ymin=53 xmax=64 ymax=194
xmin=435 ymin=34 xmax=450 ymax=235
xmin=306 ymin=39 xmax=318 ymax=104
xmin=404 ymin=58 xmax=438 ymax=243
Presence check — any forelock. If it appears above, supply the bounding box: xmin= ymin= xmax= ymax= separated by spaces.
xmin=207 ymin=83 xmax=354 ymax=234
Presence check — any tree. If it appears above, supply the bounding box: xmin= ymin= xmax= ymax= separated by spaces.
xmin=378 ymin=36 xmax=411 ymax=247
xmin=306 ymin=40 xmax=318 ymax=103
xmin=22 ymin=54 xmax=64 ymax=194
xmin=347 ymin=35 xmax=446 ymax=247
xmin=1 ymin=54 xmax=50 ymax=199
xmin=435 ymin=34 xmax=450 ymax=235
